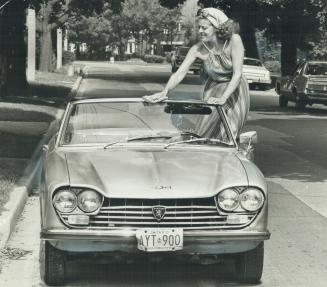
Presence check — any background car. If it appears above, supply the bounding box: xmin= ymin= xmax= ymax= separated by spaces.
xmin=242 ymin=57 xmax=272 ymax=90
xmin=275 ymin=60 xmax=327 ymax=109
xmin=171 ymin=46 xmax=202 ymax=74
xmin=40 ymin=69 xmax=270 ymax=286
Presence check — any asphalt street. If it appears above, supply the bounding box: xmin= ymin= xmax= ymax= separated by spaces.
xmin=1 ymin=63 xmax=327 ymax=286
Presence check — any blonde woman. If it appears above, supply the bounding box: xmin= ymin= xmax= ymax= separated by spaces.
xmin=143 ymin=7 xmax=250 ymax=140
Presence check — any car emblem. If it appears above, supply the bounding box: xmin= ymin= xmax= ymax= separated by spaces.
xmin=152 ymin=206 xmax=166 ymax=222
xmin=324 ymin=86 xmax=327 ymax=91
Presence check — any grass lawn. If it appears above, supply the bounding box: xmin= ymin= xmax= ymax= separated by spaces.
xmin=0 ymin=70 xmax=72 ymax=215
xmin=0 ymin=159 xmax=28 ymax=216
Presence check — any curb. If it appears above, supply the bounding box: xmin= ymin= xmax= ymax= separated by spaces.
xmin=0 ymin=111 xmax=63 ymax=248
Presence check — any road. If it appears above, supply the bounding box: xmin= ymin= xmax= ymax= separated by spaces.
xmin=1 ymin=63 xmax=327 ymax=286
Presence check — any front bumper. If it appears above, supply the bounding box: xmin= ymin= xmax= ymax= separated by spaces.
xmin=245 ymin=77 xmax=271 ymax=84
xmin=305 ymin=91 xmax=327 ymax=102
xmin=41 ymin=229 xmax=270 ymax=254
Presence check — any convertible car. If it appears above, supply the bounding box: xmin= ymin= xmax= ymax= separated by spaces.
xmin=39 ymin=72 xmax=270 ymax=285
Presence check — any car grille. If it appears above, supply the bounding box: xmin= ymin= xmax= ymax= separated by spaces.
xmin=307 ymin=84 xmax=327 ymax=93
xmin=61 ymin=198 xmax=256 ymax=230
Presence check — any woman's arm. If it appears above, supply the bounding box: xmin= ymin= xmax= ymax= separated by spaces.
xmin=208 ymin=34 xmax=244 ymax=105
xmin=222 ymin=34 xmax=244 ymax=100
xmin=143 ymin=45 xmax=199 ymax=102
xmin=162 ymin=45 xmax=199 ymax=95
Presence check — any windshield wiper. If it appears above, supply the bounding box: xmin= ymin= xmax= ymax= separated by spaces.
xmin=104 ymin=134 xmax=173 ymax=149
xmin=164 ymin=138 xmax=232 ymax=149
xmin=180 ymin=131 xmax=202 ymax=138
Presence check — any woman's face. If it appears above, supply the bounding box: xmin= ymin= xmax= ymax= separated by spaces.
xmin=198 ymin=19 xmax=216 ymax=43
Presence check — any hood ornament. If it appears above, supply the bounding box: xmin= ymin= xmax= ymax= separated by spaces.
xmin=152 ymin=206 xmax=166 ymax=222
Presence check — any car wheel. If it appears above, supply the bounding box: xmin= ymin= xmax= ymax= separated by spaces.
xmin=40 ymin=241 xmax=66 ymax=286
xmin=235 ymin=242 xmax=264 ymax=284
xmin=294 ymin=93 xmax=306 ymax=110
xmin=279 ymin=94 xmax=288 ymax=107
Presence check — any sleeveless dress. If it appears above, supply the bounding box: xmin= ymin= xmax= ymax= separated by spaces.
xmin=200 ymin=40 xmax=250 ymax=141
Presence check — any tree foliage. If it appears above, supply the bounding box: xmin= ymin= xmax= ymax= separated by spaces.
xmin=180 ymin=0 xmax=201 ymax=46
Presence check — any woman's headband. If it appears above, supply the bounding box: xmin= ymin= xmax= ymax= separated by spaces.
xmin=197 ymin=8 xmax=229 ymax=28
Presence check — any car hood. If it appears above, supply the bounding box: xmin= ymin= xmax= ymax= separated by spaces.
xmin=64 ymin=149 xmax=248 ymax=199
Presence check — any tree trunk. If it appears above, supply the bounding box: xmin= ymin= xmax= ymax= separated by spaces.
xmin=0 ymin=1 xmax=27 ymax=97
xmin=235 ymin=5 xmax=259 ymax=59
xmin=39 ymin=3 xmax=54 ymax=72
xmin=39 ymin=27 xmax=53 ymax=71
xmin=239 ymin=21 xmax=259 ymax=59
xmin=281 ymin=31 xmax=297 ymax=76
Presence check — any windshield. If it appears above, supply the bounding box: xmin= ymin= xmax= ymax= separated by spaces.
xmin=60 ymin=101 xmax=234 ymax=147
xmin=304 ymin=63 xmax=327 ymax=75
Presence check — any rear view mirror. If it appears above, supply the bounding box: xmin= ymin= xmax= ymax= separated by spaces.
xmin=164 ymin=104 xmax=212 ymax=115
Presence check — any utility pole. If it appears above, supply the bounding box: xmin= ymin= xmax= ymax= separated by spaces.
xmin=57 ymin=28 xmax=62 ymax=69
xmin=26 ymin=8 xmax=35 ymax=81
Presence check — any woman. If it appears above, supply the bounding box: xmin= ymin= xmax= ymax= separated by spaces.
xmin=143 ymin=7 xmax=250 ymax=140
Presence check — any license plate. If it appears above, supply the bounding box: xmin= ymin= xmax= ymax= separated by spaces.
xmin=136 ymin=228 xmax=183 ymax=252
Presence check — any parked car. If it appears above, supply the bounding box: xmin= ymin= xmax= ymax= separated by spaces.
xmin=242 ymin=57 xmax=272 ymax=90
xmin=275 ymin=61 xmax=327 ymax=109
xmin=171 ymin=46 xmax=202 ymax=74
xmin=40 ymin=69 xmax=270 ymax=286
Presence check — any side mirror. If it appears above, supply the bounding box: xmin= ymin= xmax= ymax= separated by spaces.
xmin=239 ymin=131 xmax=257 ymax=161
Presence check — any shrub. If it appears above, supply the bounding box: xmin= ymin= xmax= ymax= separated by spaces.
xmin=63 ymin=51 xmax=75 ymax=65
xmin=264 ymin=60 xmax=281 ymax=73
xmin=142 ymin=54 xmax=166 ymax=63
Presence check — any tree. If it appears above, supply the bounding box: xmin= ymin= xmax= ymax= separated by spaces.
xmin=36 ymin=0 xmax=70 ymax=71
xmin=121 ymin=0 xmax=178 ymax=55
xmin=160 ymin=0 xmax=185 ymax=9
xmin=0 ymin=0 xmax=28 ymax=96
xmin=180 ymin=0 xmax=201 ymax=46
xmin=304 ymin=0 xmax=327 ymax=60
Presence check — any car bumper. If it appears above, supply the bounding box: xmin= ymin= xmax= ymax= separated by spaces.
xmin=305 ymin=91 xmax=327 ymax=102
xmin=41 ymin=229 xmax=270 ymax=254
xmin=245 ymin=77 xmax=271 ymax=84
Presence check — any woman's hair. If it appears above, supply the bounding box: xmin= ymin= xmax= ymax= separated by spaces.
xmin=196 ymin=8 xmax=240 ymax=40
xmin=215 ymin=19 xmax=240 ymax=40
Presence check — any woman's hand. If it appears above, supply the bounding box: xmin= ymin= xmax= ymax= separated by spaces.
xmin=143 ymin=91 xmax=168 ymax=103
xmin=206 ymin=96 xmax=227 ymax=105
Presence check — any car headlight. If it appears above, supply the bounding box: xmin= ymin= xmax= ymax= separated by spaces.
xmin=217 ymin=188 xmax=239 ymax=211
xmin=77 ymin=190 xmax=102 ymax=213
xmin=240 ymin=188 xmax=264 ymax=211
xmin=53 ymin=190 xmax=77 ymax=213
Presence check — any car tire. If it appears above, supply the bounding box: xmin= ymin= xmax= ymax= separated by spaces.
xmin=40 ymin=241 xmax=66 ymax=286
xmin=235 ymin=242 xmax=264 ymax=284
xmin=279 ymin=94 xmax=288 ymax=107
xmin=294 ymin=92 xmax=306 ymax=110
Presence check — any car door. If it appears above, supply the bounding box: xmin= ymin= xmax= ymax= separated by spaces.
xmin=285 ymin=63 xmax=305 ymax=98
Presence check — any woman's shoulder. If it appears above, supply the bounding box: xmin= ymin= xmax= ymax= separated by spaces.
xmin=185 ymin=43 xmax=206 ymax=57
xmin=229 ymin=34 xmax=244 ymax=49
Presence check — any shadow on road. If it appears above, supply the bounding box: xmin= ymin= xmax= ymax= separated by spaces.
xmin=247 ymin=117 xmax=327 ymax=183
xmin=1 ymin=82 xmax=70 ymax=108
xmin=66 ymin=259 xmax=239 ymax=286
